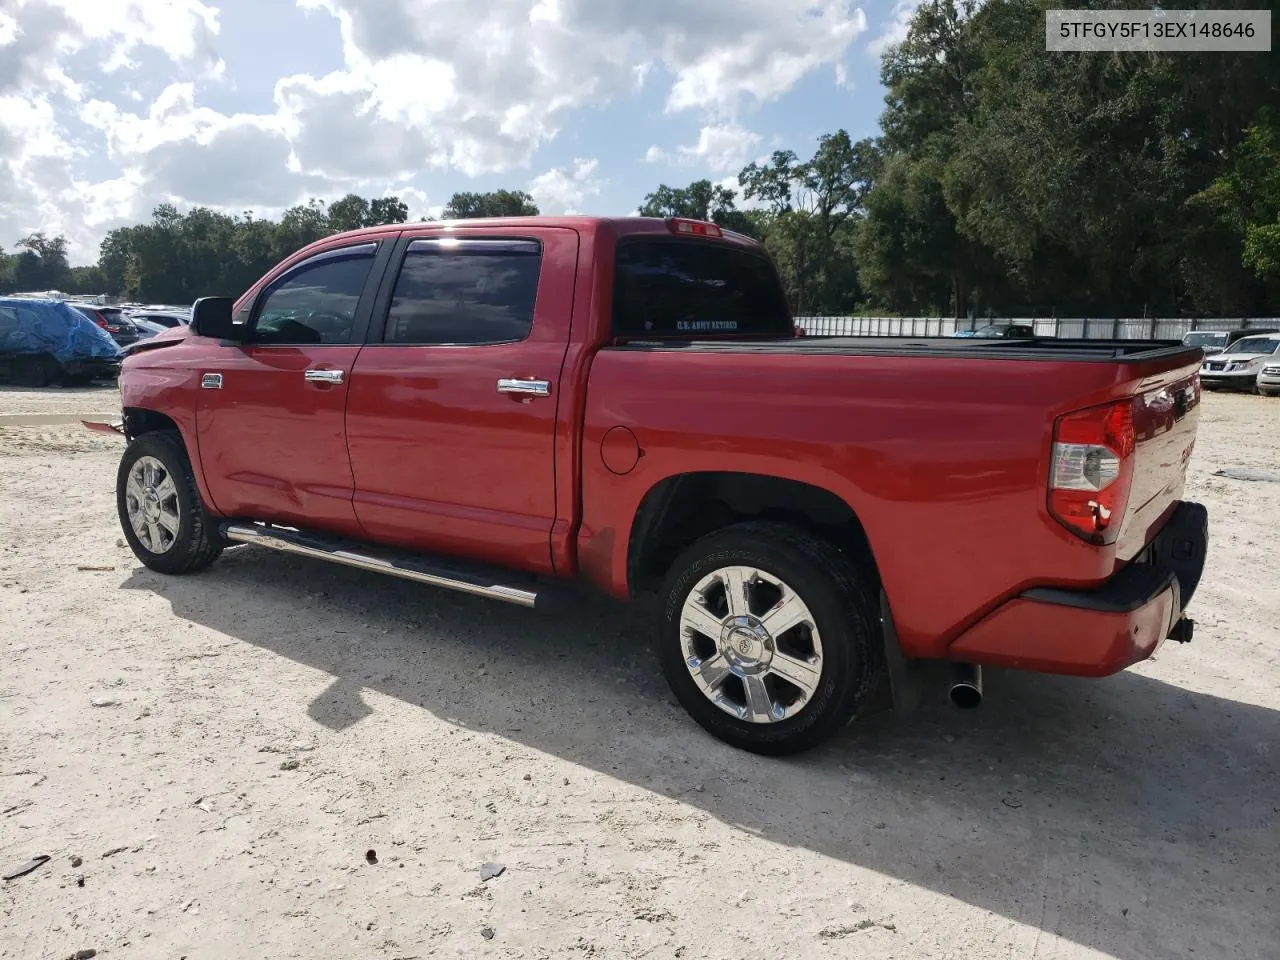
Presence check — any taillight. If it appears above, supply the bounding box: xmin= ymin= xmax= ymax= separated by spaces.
xmin=91 ymin=314 xmax=109 ymax=330
xmin=1048 ymin=398 xmax=1136 ymax=545
xmin=667 ymin=217 xmax=722 ymax=238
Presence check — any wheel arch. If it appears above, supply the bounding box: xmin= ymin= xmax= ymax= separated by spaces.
xmin=121 ymin=406 xmax=222 ymax=517
xmin=626 ymin=471 xmax=880 ymax=597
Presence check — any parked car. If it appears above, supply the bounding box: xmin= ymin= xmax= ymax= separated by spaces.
xmin=130 ymin=317 xmax=170 ymax=340
xmin=973 ymin=323 xmax=1036 ymax=338
xmin=127 ymin=309 xmax=189 ymax=329
xmin=954 ymin=323 xmax=1036 ymax=339
xmin=0 ymin=297 xmax=122 ymax=386
xmin=1255 ymin=357 xmax=1280 ymax=397
xmin=68 ymin=303 xmax=142 ymax=347
xmin=1182 ymin=327 xmax=1279 ymax=356
xmin=102 ymin=216 xmax=1208 ymax=755
xmin=1199 ymin=334 xmax=1280 ymax=390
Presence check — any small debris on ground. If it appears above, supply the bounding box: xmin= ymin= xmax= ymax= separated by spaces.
xmin=365 ymin=849 xmax=378 ymax=865
xmin=76 ymin=876 xmax=85 ymax=888
xmin=480 ymin=926 xmax=495 ymax=940
xmin=67 ymin=950 xmax=96 ymax=960
xmin=818 ymin=918 xmax=898 ymax=939
xmin=76 ymin=566 xmax=115 ymax=572
xmin=2 ymin=854 xmax=50 ymax=881
xmin=1214 ymin=467 xmax=1280 ymax=483
xmin=89 ymin=698 xmax=119 ymax=708
xmin=70 ymin=856 xmax=82 ymax=868
xmin=1002 ymin=797 xmax=1023 ymax=809
xmin=279 ymin=759 xmax=301 ymax=771
xmin=480 ymin=862 xmax=506 ymax=881
xmin=522 ymin=773 xmax=532 ymax=781
xmin=101 ymin=846 xmax=128 ymax=858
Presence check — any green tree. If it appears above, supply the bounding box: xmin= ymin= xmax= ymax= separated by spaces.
xmin=12 ymin=232 xmax=72 ymax=291
xmin=738 ymin=133 xmax=876 ymax=313
xmin=327 ymin=194 xmax=372 ymax=233
xmin=443 ymin=190 xmax=539 ymax=219
xmin=370 ymin=196 xmax=409 ymax=225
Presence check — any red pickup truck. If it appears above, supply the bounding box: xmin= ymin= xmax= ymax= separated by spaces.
xmin=108 ymin=216 xmax=1208 ymax=755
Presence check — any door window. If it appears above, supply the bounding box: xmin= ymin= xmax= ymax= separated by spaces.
xmin=382 ymin=239 xmax=542 ymax=345
xmin=252 ymin=244 xmax=377 ymax=345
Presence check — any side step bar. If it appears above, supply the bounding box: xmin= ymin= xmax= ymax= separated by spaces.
xmin=223 ymin=523 xmax=547 ymax=610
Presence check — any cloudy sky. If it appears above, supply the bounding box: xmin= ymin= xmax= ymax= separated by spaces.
xmin=0 ymin=0 xmax=919 ymax=263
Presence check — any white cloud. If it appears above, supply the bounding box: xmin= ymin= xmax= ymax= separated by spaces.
xmin=528 ymin=158 xmax=602 ymax=214
xmin=642 ymin=123 xmax=762 ymax=175
xmin=643 ymin=145 xmax=668 ymax=164
xmin=0 ymin=0 xmax=228 ymax=258
xmin=869 ymin=0 xmax=921 ymax=57
xmin=1 ymin=0 xmax=870 ymax=260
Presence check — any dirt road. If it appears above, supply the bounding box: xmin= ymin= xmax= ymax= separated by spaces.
xmin=2 ymin=384 xmax=1277 ymax=960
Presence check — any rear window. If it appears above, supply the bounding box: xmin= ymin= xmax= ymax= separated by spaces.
xmin=612 ymin=238 xmax=791 ymax=339
xmin=383 ymin=239 xmax=542 ymax=345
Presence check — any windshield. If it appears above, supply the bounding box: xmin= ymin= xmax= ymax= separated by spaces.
xmin=1223 ymin=337 xmax=1280 ymax=355
xmin=1183 ymin=332 xmax=1227 ymax=347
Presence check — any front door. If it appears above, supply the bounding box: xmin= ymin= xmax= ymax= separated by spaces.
xmin=344 ymin=230 xmax=579 ymax=575
xmin=195 ymin=241 xmax=387 ymax=535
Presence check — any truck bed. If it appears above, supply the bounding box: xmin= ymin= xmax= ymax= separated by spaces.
xmin=579 ymin=334 xmax=1203 ymax=662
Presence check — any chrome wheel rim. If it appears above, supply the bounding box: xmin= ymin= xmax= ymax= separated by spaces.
xmin=679 ymin=565 xmax=824 ymax=724
xmin=125 ymin=456 xmax=181 ymax=555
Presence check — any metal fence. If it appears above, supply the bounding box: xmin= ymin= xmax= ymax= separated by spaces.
xmin=794 ymin=316 xmax=1280 ymax=340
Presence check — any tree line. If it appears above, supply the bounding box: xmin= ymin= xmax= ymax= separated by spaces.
xmin=0 ymin=189 xmax=539 ymax=305
xmin=3 ymin=0 xmax=1278 ymax=317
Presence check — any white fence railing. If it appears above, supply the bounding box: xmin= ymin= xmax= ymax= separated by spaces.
xmin=794 ymin=316 xmax=1280 ymax=340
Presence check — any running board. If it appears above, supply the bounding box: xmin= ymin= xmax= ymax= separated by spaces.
xmin=222 ymin=523 xmax=547 ymax=610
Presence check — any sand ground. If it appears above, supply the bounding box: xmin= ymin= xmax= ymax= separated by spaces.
xmin=1 ymin=383 xmax=1277 ymax=960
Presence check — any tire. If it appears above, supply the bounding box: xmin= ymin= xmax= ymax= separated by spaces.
xmin=657 ymin=521 xmax=883 ymax=756
xmin=1261 ymin=388 xmax=1280 ymax=398
xmin=117 ymin=431 xmax=224 ymax=575
xmin=11 ymin=354 xmax=61 ymax=387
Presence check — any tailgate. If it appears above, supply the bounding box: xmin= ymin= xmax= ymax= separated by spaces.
xmin=1115 ymin=361 xmax=1202 ymax=560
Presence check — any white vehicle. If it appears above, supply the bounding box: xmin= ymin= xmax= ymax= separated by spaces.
xmin=1258 ymin=358 xmax=1280 ymax=397
xmin=1199 ymin=334 xmax=1280 ymax=391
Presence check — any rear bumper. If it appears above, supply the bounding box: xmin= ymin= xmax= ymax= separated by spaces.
xmin=948 ymin=501 xmax=1208 ymax=676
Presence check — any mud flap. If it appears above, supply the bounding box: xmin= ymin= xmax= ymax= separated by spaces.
xmin=882 ymin=590 xmax=926 ymax=718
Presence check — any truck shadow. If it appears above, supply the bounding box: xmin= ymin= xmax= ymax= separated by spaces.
xmin=123 ymin=547 xmax=1279 ymax=960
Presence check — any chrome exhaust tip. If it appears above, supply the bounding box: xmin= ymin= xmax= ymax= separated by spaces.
xmin=948 ymin=663 xmax=983 ymax=709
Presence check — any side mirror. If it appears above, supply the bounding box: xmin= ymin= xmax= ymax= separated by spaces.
xmin=190 ymin=297 xmax=244 ymax=342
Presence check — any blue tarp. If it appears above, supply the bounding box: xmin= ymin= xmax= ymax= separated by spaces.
xmin=0 ymin=297 xmax=122 ymax=363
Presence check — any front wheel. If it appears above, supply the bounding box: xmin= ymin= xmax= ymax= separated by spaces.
xmin=657 ymin=522 xmax=883 ymax=756
xmin=117 ymin=431 xmax=224 ymax=575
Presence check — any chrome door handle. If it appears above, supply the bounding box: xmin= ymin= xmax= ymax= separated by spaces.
xmin=496 ymin=378 xmax=551 ymax=397
xmin=305 ymin=369 xmax=345 ymax=384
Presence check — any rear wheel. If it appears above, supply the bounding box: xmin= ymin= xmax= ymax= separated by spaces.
xmin=657 ymin=521 xmax=882 ymax=756
xmin=11 ymin=354 xmax=61 ymax=387
xmin=117 ymin=432 xmax=224 ymax=575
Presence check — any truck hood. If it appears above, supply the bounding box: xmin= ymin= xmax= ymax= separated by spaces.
xmin=1207 ymin=352 xmax=1273 ymax=365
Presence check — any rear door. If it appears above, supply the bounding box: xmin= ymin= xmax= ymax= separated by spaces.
xmin=344 ymin=229 xmax=579 ymax=575
xmin=195 ymin=240 xmax=392 ymax=535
